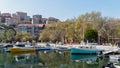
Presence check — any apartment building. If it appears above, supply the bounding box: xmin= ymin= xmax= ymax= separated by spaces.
xmin=18 ymin=24 xmax=45 ymax=36
xmin=0 ymin=13 xmax=11 ymax=24
xmin=0 ymin=11 xmax=59 ymax=36
xmin=32 ymin=15 xmax=42 ymax=24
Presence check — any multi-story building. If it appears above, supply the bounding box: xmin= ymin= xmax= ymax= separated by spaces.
xmin=18 ymin=24 xmax=45 ymax=36
xmin=2 ymin=13 xmax=11 ymax=17
xmin=0 ymin=13 xmax=11 ymax=24
xmin=46 ymin=17 xmax=59 ymax=24
xmin=0 ymin=11 xmax=60 ymax=37
xmin=16 ymin=12 xmax=27 ymax=22
xmin=42 ymin=18 xmax=47 ymax=24
xmin=32 ymin=15 xmax=42 ymax=24
xmin=12 ymin=12 xmax=31 ymax=27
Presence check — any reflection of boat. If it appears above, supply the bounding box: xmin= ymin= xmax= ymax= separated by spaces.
xmin=70 ymin=45 xmax=103 ymax=55
xmin=14 ymin=53 xmax=31 ymax=62
xmin=103 ymin=55 xmax=120 ymax=68
xmin=109 ymin=55 xmax=120 ymax=63
xmin=9 ymin=51 xmax=35 ymax=56
xmin=71 ymin=55 xmax=98 ymax=64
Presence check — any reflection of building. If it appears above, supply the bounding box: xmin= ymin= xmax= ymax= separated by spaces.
xmin=18 ymin=24 xmax=45 ymax=36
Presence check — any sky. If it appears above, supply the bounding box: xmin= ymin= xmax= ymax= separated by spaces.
xmin=0 ymin=0 xmax=120 ymax=21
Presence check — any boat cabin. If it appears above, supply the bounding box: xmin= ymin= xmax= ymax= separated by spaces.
xmin=77 ymin=45 xmax=96 ymax=50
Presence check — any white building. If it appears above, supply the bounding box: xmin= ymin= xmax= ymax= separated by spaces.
xmin=2 ymin=13 xmax=11 ymax=17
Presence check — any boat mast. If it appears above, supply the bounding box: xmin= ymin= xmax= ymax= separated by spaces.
xmin=82 ymin=21 xmax=85 ymax=40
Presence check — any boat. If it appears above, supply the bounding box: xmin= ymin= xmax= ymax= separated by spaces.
xmin=8 ymin=43 xmax=35 ymax=53
xmin=4 ymin=43 xmax=52 ymax=53
xmin=70 ymin=44 xmax=103 ymax=55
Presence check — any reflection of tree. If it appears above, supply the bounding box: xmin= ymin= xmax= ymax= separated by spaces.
xmin=0 ymin=52 xmax=110 ymax=68
xmin=39 ymin=52 xmax=71 ymax=68
xmin=1 ymin=52 xmax=46 ymax=68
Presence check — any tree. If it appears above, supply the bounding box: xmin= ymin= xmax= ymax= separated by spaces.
xmin=0 ymin=24 xmax=16 ymax=42
xmin=15 ymin=32 xmax=33 ymax=42
xmin=84 ymin=29 xmax=98 ymax=42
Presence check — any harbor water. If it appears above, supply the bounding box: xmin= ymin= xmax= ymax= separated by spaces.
xmin=0 ymin=51 xmax=119 ymax=68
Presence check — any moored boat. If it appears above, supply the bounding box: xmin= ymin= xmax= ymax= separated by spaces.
xmin=70 ymin=45 xmax=103 ymax=55
xmin=8 ymin=44 xmax=35 ymax=53
xmin=4 ymin=43 xmax=52 ymax=53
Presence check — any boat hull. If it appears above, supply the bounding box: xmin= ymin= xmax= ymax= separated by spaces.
xmin=8 ymin=48 xmax=35 ymax=53
xmin=4 ymin=47 xmax=52 ymax=53
xmin=71 ymin=48 xmax=103 ymax=55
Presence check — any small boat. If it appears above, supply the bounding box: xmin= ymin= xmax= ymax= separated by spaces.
xmin=70 ymin=45 xmax=103 ymax=55
xmin=8 ymin=44 xmax=35 ymax=53
xmin=4 ymin=43 xmax=52 ymax=53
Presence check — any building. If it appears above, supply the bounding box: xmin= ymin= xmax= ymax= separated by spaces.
xmin=0 ymin=11 xmax=60 ymax=37
xmin=2 ymin=13 xmax=11 ymax=17
xmin=32 ymin=15 xmax=42 ymax=24
xmin=0 ymin=13 xmax=11 ymax=24
xmin=46 ymin=17 xmax=59 ymax=24
xmin=18 ymin=24 xmax=45 ymax=36
xmin=11 ymin=12 xmax=31 ymax=27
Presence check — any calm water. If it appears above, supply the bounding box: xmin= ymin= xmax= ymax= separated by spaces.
xmin=0 ymin=51 xmax=118 ymax=68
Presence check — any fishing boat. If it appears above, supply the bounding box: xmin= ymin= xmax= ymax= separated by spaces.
xmin=70 ymin=44 xmax=103 ymax=55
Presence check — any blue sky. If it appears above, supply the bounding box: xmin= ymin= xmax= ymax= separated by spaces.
xmin=0 ymin=0 xmax=120 ymax=21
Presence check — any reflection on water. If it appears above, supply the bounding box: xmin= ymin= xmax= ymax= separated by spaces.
xmin=0 ymin=51 xmax=117 ymax=68
xmin=0 ymin=52 xmax=46 ymax=68
xmin=70 ymin=55 xmax=98 ymax=64
xmin=109 ymin=55 xmax=120 ymax=66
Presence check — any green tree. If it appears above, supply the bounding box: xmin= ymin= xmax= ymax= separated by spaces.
xmin=84 ymin=29 xmax=98 ymax=42
xmin=0 ymin=24 xmax=16 ymax=42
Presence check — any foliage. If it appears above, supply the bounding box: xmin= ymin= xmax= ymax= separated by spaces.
xmin=0 ymin=24 xmax=16 ymax=42
xmin=38 ymin=11 xmax=120 ymax=43
xmin=84 ymin=29 xmax=98 ymax=42
xmin=15 ymin=31 xmax=33 ymax=42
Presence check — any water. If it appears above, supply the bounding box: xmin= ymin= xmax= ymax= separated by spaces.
xmin=0 ymin=51 xmax=116 ymax=68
